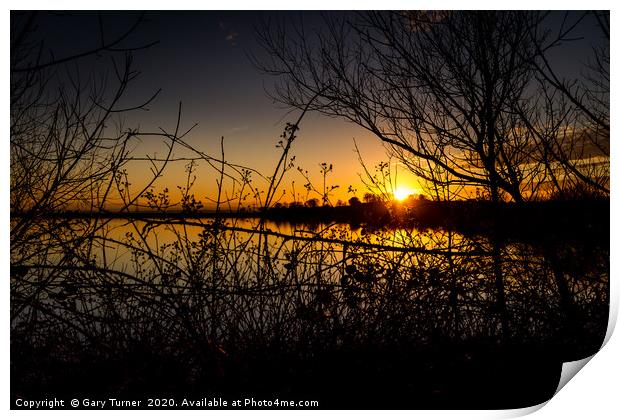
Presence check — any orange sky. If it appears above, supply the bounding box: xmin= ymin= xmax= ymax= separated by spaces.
xmin=116 ymin=113 xmax=423 ymax=211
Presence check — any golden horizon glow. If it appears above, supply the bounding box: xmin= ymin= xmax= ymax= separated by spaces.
xmin=393 ymin=186 xmax=417 ymax=201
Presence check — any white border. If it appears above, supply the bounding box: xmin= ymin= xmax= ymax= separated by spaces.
xmin=4 ymin=2 xmax=618 ymax=419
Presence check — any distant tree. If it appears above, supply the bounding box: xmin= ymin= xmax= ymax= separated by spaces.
xmin=305 ymin=198 xmax=319 ymax=208
xmin=363 ymin=192 xmax=382 ymax=203
xmin=348 ymin=196 xmax=361 ymax=207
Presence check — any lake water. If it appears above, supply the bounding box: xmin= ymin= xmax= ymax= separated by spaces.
xmin=89 ymin=217 xmax=483 ymax=271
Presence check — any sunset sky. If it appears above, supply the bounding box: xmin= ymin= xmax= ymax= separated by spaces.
xmin=28 ymin=11 xmax=606 ymax=208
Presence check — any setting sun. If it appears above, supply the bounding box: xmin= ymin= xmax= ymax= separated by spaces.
xmin=393 ymin=186 xmax=417 ymax=201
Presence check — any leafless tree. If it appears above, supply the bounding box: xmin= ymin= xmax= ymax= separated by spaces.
xmin=256 ymin=11 xmax=609 ymax=202
xmin=10 ymin=12 xmax=191 ymax=320
xmin=524 ymin=11 xmax=609 ymax=197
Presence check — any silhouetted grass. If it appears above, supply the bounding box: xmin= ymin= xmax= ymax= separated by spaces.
xmin=10 ymin=213 xmax=608 ymax=408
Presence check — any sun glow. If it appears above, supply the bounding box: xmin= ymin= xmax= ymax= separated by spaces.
xmin=393 ymin=186 xmax=417 ymax=201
